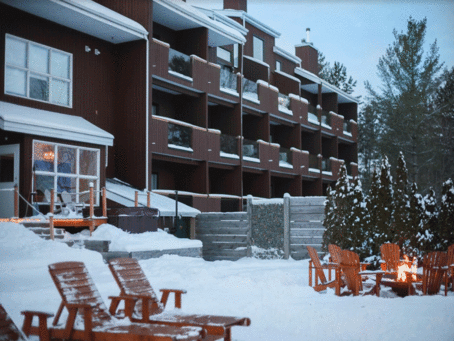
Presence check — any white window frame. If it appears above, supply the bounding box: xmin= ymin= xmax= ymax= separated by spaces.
xmin=217 ymin=47 xmax=232 ymax=64
xmin=32 ymin=140 xmax=100 ymax=205
xmin=4 ymin=34 xmax=73 ymax=108
xmin=253 ymin=36 xmax=264 ymax=62
xmin=276 ymin=60 xmax=282 ymax=71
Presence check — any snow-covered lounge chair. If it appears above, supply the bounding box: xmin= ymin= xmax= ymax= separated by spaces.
xmin=1 ymin=303 xmax=52 ymax=341
xmin=40 ymin=261 xmax=205 ymax=341
xmin=306 ymin=245 xmax=340 ymax=295
xmin=108 ymin=257 xmax=251 ymax=341
xmin=411 ymin=251 xmax=448 ymax=296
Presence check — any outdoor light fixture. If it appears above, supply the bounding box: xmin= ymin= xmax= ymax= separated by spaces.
xmin=95 ymin=49 xmax=101 ymax=55
xmin=85 ymin=45 xmax=91 ymax=52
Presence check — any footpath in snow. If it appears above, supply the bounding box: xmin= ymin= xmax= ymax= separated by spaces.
xmin=1 ymin=222 xmax=454 ymax=341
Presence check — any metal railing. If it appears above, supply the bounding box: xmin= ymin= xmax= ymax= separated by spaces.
xmin=309 ymin=154 xmax=319 ymax=169
xmin=242 ymin=78 xmax=258 ymax=101
xmin=168 ymin=48 xmax=192 ymax=78
xmin=168 ymin=123 xmax=192 ymax=149
xmin=220 ymin=134 xmax=238 ymax=155
xmin=278 ymin=93 xmax=290 ymax=110
xmin=242 ymin=139 xmax=259 ymax=159
xmin=220 ymin=67 xmax=237 ymax=92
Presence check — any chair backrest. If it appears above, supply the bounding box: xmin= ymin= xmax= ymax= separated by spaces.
xmin=108 ymin=258 xmax=164 ymax=316
xmin=306 ymin=246 xmax=328 ymax=284
xmin=60 ymin=191 xmax=72 ymax=204
xmin=0 ymin=304 xmax=27 ymax=341
xmin=328 ymin=244 xmax=342 ymax=263
xmin=380 ymin=243 xmax=400 ymax=272
xmin=48 ymin=262 xmax=114 ymax=330
xmin=340 ymin=250 xmax=361 ymax=293
xmin=422 ymin=251 xmax=447 ymax=295
xmin=447 ymin=244 xmax=454 ymax=267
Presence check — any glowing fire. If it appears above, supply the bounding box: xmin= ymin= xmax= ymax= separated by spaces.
xmin=397 ymin=255 xmax=418 ymax=282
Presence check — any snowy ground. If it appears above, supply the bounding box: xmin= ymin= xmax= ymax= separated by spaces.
xmin=1 ymin=222 xmax=454 ymax=341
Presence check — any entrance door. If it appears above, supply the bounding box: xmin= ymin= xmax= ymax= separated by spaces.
xmin=0 ymin=144 xmax=20 ymax=218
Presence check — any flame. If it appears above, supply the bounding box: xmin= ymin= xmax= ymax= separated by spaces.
xmin=397 ymin=255 xmax=418 ymax=282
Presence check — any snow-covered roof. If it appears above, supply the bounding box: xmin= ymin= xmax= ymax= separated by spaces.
xmin=0 ymin=0 xmax=148 ymax=44
xmin=0 ymin=101 xmax=114 ymax=146
xmin=153 ymin=0 xmax=246 ymax=46
xmin=106 ymin=179 xmax=201 ymax=218
xmin=273 ymin=46 xmax=301 ymax=65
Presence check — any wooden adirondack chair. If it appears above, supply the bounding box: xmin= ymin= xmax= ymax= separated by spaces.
xmin=380 ymin=243 xmax=411 ymax=274
xmin=339 ymin=250 xmax=383 ymax=296
xmin=447 ymin=244 xmax=454 ymax=292
xmin=416 ymin=251 xmax=448 ymax=296
xmin=22 ymin=262 xmax=206 ymax=341
xmin=108 ymin=258 xmax=251 ymax=341
xmin=1 ymin=304 xmax=52 ymax=341
xmin=306 ymin=246 xmax=340 ymax=295
xmin=328 ymin=244 xmax=369 ymax=271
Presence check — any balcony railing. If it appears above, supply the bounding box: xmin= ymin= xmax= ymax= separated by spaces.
xmin=322 ymin=158 xmax=332 ymax=172
xmin=307 ymin=104 xmax=318 ymax=123
xmin=168 ymin=123 xmax=192 ymax=149
xmin=220 ymin=134 xmax=238 ymax=155
xmin=343 ymin=120 xmax=352 ymax=134
xmin=309 ymin=154 xmax=319 ymax=169
xmin=278 ymin=93 xmax=290 ymax=110
xmin=168 ymin=48 xmax=192 ymax=78
xmin=242 ymin=78 xmax=258 ymax=102
xmin=220 ymin=67 xmax=237 ymax=92
xmin=321 ymin=110 xmax=331 ymax=127
xmin=279 ymin=147 xmax=292 ymax=166
xmin=242 ymin=139 xmax=259 ymax=159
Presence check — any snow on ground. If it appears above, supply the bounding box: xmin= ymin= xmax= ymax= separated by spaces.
xmin=1 ymin=222 xmax=454 ymax=341
xmin=68 ymin=223 xmax=202 ymax=252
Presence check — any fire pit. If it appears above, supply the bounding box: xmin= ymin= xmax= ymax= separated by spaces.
xmin=381 ymin=256 xmax=420 ymax=297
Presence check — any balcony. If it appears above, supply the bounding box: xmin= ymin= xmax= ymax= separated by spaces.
xmin=168 ymin=48 xmax=192 ymax=79
xmin=322 ymin=157 xmax=332 ymax=173
xmin=242 ymin=78 xmax=259 ymax=103
xmin=309 ymin=154 xmax=319 ymax=173
xmin=242 ymin=139 xmax=259 ymax=160
xmin=307 ymin=104 xmax=319 ymax=124
xmin=343 ymin=119 xmax=352 ymax=135
xmin=220 ymin=134 xmax=239 ymax=158
xmin=220 ymin=67 xmax=237 ymax=93
xmin=321 ymin=110 xmax=331 ymax=128
xmin=279 ymin=147 xmax=293 ymax=169
xmin=168 ymin=123 xmax=192 ymax=152
xmin=278 ymin=93 xmax=292 ymax=115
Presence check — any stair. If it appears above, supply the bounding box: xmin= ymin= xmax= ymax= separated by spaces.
xmin=21 ymin=221 xmax=66 ymax=240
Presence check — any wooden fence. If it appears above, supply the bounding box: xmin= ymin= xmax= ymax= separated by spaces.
xmin=284 ymin=194 xmax=326 ymax=260
xmin=195 ymin=211 xmax=251 ymax=261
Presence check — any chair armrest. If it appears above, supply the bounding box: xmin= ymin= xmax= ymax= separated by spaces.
xmin=108 ymin=295 xmax=140 ymax=318
xmin=64 ymin=303 xmax=93 ymax=341
xmin=360 ymin=262 xmax=370 ymax=271
xmin=21 ymin=310 xmax=53 ymax=340
xmin=159 ymin=289 xmax=187 ymax=309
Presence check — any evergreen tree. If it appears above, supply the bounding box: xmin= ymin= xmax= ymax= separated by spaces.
xmin=318 ymin=52 xmax=357 ymax=94
xmin=365 ymin=17 xmax=443 ymax=192
xmin=405 ymin=182 xmax=424 ymax=257
xmin=416 ymin=188 xmax=437 ymax=255
xmin=437 ymin=179 xmax=454 ymax=249
xmin=376 ymin=156 xmax=394 ymax=245
xmin=393 ymin=152 xmax=410 ymax=247
xmin=322 ymin=185 xmax=337 ymax=252
xmin=365 ymin=168 xmax=381 ymax=256
xmin=347 ymin=177 xmax=367 ymax=257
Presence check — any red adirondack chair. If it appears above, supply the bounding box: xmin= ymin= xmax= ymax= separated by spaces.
xmin=108 ymin=258 xmax=250 ymax=341
xmin=306 ymin=246 xmax=340 ymax=295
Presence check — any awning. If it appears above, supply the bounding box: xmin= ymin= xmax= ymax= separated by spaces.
xmin=0 ymin=0 xmax=148 ymax=44
xmin=0 ymin=101 xmax=114 ymax=146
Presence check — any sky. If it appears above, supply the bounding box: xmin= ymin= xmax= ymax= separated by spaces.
xmin=188 ymin=0 xmax=454 ymax=105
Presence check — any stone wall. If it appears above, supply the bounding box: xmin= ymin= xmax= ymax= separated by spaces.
xmin=251 ymin=200 xmax=284 ymax=251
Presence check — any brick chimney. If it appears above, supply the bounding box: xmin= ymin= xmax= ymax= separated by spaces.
xmin=224 ymin=0 xmax=247 ymax=12
xmin=295 ymin=28 xmax=319 ymax=75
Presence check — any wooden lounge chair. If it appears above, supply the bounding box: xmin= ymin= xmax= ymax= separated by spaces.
xmin=380 ymin=243 xmax=411 ymax=274
xmin=412 ymin=251 xmax=448 ymax=296
xmin=306 ymin=246 xmax=340 ymax=295
xmin=328 ymin=244 xmax=369 ymax=271
xmin=22 ymin=262 xmax=206 ymax=341
xmin=339 ymin=250 xmax=383 ymax=296
xmin=447 ymin=244 xmax=454 ymax=292
xmin=1 ymin=303 xmax=52 ymax=341
xmin=108 ymin=258 xmax=251 ymax=341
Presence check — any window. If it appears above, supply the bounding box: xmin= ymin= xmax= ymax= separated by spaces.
xmin=253 ymin=36 xmax=264 ymax=61
xmin=217 ymin=47 xmax=232 ymax=63
xmin=5 ymin=34 xmax=72 ymax=107
xmin=32 ymin=141 xmax=99 ymax=204
xmin=276 ymin=60 xmax=282 ymax=71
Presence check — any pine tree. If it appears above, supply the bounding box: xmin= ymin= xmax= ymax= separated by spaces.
xmin=347 ymin=177 xmax=367 ymax=257
xmin=376 ymin=156 xmax=394 ymax=246
xmin=416 ymin=188 xmax=437 ymax=255
xmin=405 ymin=182 xmax=424 ymax=257
xmin=322 ymin=185 xmax=338 ymax=252
xmin=393 ymin=152 xmax=410 ymax=247
xmin=365 ymin=17 xmax=443 ymax=193
xmin=437 ymin=179 xmax=454 ymax=249
xmin=318 ymin=52 xmax=357 ymax=94
xmin=365 ymin=168 xmax=381 ymax=256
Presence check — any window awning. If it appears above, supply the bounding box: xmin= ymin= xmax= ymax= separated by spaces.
xmin=0 ymin=101 xmax=114 ymax=146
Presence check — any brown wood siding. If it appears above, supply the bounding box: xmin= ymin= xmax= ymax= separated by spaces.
xmin=94 ymin=0 xmax=153 ymax=32
xmin=295 ymin=45 xmax=318 ymax=75
xmin=273 ymin=72 xmax=300 ymax=97
xmin=322 ymin=92 xmax=338 ymax=113
xmin=243 ymin=23 xmax=275 ymax=68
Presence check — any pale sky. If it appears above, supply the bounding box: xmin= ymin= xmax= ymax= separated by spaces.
xmin=187 ymin=0 xmax=454 ymax=105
